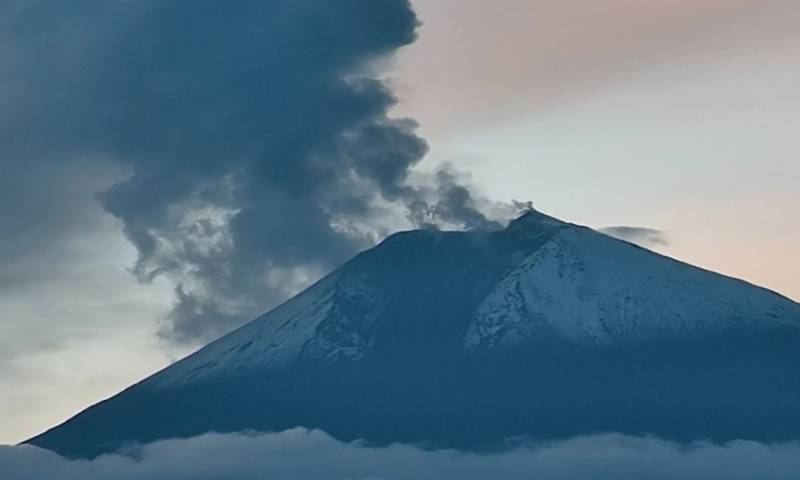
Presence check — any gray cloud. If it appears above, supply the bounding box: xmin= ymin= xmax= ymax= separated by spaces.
xmin=0 ymin=1 xmax=511 ymax=346
xmin=3 ymin=429 xmax=800 ymax=479
xmin=599 ymin=226 xmax=669 ymax=248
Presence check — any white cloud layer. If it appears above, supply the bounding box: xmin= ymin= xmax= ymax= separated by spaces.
xmin=3 ymin=429 xmax=800 ymax=480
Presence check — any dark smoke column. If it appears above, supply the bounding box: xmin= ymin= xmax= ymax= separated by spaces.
xmin=3 ymin=0 xmax=501 ymax=344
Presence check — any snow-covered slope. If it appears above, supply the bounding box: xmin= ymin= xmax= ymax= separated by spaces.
xmin=467 ymin=217 xmax=797 ymax=352
xmin=29 ymin=210 xmax=800 ymax=457
xmin=154 ymin=210 xmax=798 ymax=388
xmin=151 ymin=269 xmax=389 ymax=388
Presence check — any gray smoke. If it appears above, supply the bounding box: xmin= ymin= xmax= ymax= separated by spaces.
xmin=1 ymin=1 xmax=514 ymax=344
xmin=600 ymin=226 xmax=669 ymax=248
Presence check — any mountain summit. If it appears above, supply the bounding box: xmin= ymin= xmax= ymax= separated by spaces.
xmin=29 ymin=211 xmax=800 ymax=457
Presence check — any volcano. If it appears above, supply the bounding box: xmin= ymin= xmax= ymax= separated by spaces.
xmin=29 ymin=210 xmax=800 ymax=457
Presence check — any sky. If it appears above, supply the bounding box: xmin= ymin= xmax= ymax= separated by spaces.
xmin=394 ymin=0 xmax=800 ymax=300
xmin=1 ymin=0 xmax=799 ymax=447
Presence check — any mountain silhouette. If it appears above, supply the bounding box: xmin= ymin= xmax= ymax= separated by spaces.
xmin=29 ymin=210 xmax=800 ymax=457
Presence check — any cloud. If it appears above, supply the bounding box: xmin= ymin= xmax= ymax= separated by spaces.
xmin=3 ymin=429 xmax=800 ymax=479
xmin=0 ymin=0 xmax=515 ymax=346
xmin=599 ymin=226 xmax=669 ymax=248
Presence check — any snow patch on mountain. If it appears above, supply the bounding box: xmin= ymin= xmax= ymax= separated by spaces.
xmin=150 ymin=273 xmax=340 ymax=388
xmin=299 ymin=272 xmax=388 ymax=365
xmin=150 ymin=268 xmax=390 ymax=388
xmin=465 ymin=225 xmax=798 ymax=352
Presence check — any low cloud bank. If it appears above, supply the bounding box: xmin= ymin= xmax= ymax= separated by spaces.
xmin=3 ymin=428 xmax=800 ymax=480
